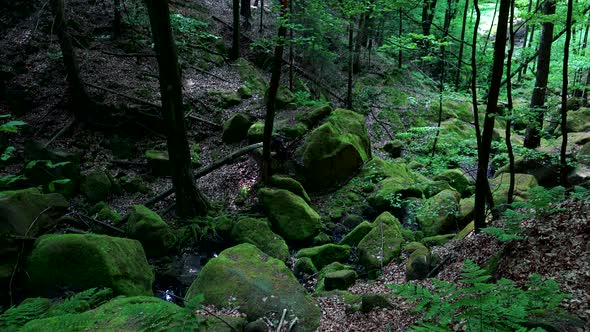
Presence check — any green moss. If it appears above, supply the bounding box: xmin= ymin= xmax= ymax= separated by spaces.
xmin=80 ymin=170 xmax=111 ymax=203
xmin=186 ymin=244 xmax=320 ymax=331
xmin=126 ymin=205 xmax=176 ymax=257
xmin=296 ymin=244 xmax=351 ymax=270
xmin=269 ymin=175 xmax=311 ymax=204
xmin=222 ymin=113 xmax=253 ymax=143
xmin=566 ymin=107 xmax=590 ymax=133
xmin=259 ymin=188 xmax=322 ymax=242
xmin=433 ymin=169 xmax=471 ymax=196
xmin=421 ymin=234 xmax=455 ymax=246
xmin=489 ymin=173 xmax=538 ymax=206
xmin=297 ymin=103 xmax=333 ymax=127
xmin=339 ymin=221 xmax=372 ymax=246
xmin=324 ymin=270 xmax=357 ymax=291
xmin=96 ymin=206 xmax=122 ymax=224
xmin=357 ymin=212 xmax=404 ymax=278
xmin=417 ymin=189 xmax=461 ymax=236
xmin=26 ymin=234 xmax=154 ymax=297
xmin=294 ymin=257 xmax=317 ymax=276
xmin=145 ymin=150 xmax=171 ymax=176
xmin=231 ymin=217 xmax=289 ymax=261
xmin=247 ymin=121 xmax=265 ymax=144
xmin=235 ymin=58 xmax=267 ymax=93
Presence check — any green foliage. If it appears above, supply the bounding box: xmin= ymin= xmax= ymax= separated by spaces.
xmin=293 ymin=91 xmax=322 ymax=107
xmin=389 ymin=260 xmax=568 ymax=331
xmin=184 ymin=293 xmax=205 ymax=311
xmin=49 ymin=288 xmax=113 ymax=316
xmin=0 ymin=298 xmax=52 ymax=332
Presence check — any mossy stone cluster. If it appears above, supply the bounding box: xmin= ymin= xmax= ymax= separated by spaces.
xmin=417 ymin=189 xmax=461 ymax=237
xmin=126 ymin=205 xmax=177 ymax=257
xmin=357 ymin=212 xmax=404 ymax=278
xmin=230 ymin=217 xmax=289 ymax=261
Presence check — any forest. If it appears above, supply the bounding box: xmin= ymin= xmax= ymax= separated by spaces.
xmin=0 ymin=0 xmax=589 ymax=330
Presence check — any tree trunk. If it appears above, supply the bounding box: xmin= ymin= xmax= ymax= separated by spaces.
xmin=51 ymin=0 xmax=93 ymax=121
xmin=353 ymin=12 xmax=367 ymax=73
xmin=422 ymin=0 xmax=438 ymax=35
xmin=456 ymin=0 xmax=469 ymax=87
xmin=262 ymin=0 xmax=289 ymax=182
xmin=517 ymin=0 xmax=534 ymax=81
xmin=259 ymin=0 xmax=264 ymax=32
xmin=506 ymin=0 xmax=516 ymax=205
xmin=241 ymin=0 xmax=251 ymax=30
xmin=560 ymin=0 xmax=573 ymax=187
xmin=113 ymin=0 xmax=122 ymax=39
xmin=347 ymin=21 xmax=354 ymax=109
xmin=398 ymin=9 xmax=403 ymax=69
xmin=145 ymin=0 xmax=209 ymax=217
xmin=231 ymin=0 xmax=240 ymax=60
xmin=523 ymin=0 xmax=556 ymax=149
xmin=474 ymin=0 xmax=510 ymax=232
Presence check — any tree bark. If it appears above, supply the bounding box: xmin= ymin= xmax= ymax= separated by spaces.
xmin=455 ymin=0 xmax=469 ymax=87
xmin=241 ymin=0 xmax=251 ymax=30
xmin=231 ymin=0 xmax=240 ymax=60
xmin=506 ymin=0 xmax=516 ymax=205
xmin=347 ymin=21 xmax=354 ymax=109
xmin=145 ymin=0 xmax=209 ymax=217
xmin=422 ymin=0 xmax=438 ymax=36
xmin=523 ymin=0 xmax=556 ymax=149
xmin=560 ymin=0 xmax=573 ymax=187
xmin=262 ymin=0 xmax=289 ymax=182
xmin=51 ymin=0 xmax=93 ymax=121
xmin=113 ymin=0 xmax=122 ymax=39
xmin=474 ymin=0 xmax=510 ymax=231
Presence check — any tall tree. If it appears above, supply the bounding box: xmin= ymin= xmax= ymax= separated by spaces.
xmin=262 ymin=0 xmax=290 ymax=182
xmin=505 ymin=0 xmax=517 ymax=205
xmin=241 ymin=0 xmax=251 ymax=30
xmin=474 ymin=0 xmax=510 ymax=231
xmin=523 ymin=0 xmax=556 ymax=149
xmin=422 ymin=0 xmax=438 ymax=35
xmin=231 ymin=0 xmax=241 ymax=60
xmin=145 ymin=0 xmax=209 ymax=217
xmin=455 ymin=0 xmax=469 ymax=87
xmin=560 ymin=0 xmax=574 ymax=187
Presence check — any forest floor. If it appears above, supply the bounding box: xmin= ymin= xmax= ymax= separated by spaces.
xmin=1 ymin=0 xmax=589 ymax=331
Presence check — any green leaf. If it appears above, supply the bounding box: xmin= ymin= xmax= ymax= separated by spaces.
xmin=0 ymin=120 xmax=27 ymax=133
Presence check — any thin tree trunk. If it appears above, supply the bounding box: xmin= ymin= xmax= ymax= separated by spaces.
xmin=145 ymin=0 xmax=209 ymax=217
xmin=231 ymin=0 xmax=240 ymax=60
xmin=422 ymin=0 xmax=438 ymax=36
xmin=51 ymin=0 xmax=93 ymax=121
xmin=398 ymin=9 xmax=403 ymax=69
xmin=506 ymin=0 xmax=516 ymax=205
xmin=347 ymin=21 xmax=354 ymax=109
xmin=262 ymin=0 xmax=289 ymax=182
xmin=259 ymin=0 xmax=264 ymax=32
xmin=524 ymin=0 xmax=556 ymax=149
xmin=456 ymin=0 xmax=469 ymax=87
xmin=483 ymin=0 xmax=498 ymax=53
xmin=113 ymin=0 xmax=122 ymax=39
xmin=474 ymin=0 xmax=510 ymax=232
xmin=288 ymin=0 xmax=294 ymax=90
xmin=241 ymin=0 xmax=251 ymax=30
xmin=560 ymin=0 xmax=573 ymax=187
xmin=353 ymin=12 xmax=367 ymax=73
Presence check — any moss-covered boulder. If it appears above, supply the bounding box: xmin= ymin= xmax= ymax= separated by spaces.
xmin=417 ymin=189 xmax=461 ymax=236
xmin=222 ymin=113 xmax=254 ymax=143
xmin=566 ymin=107 xmax=590 ymax=133
xmin=297 ymin=103 xmax=333 ymax=127
xmin=357 ymin=212 xmax=404 ymax=278
xmin=231 ymin=217 xmax=289 ymax=261
xmin=294 ymin=256 xmax=318 ymax=276
xmin=383 ymin=140 xmax=403 ymax=158
xmin=96 ymin=205 xmax=122 ymax=224
xmin=324 ymin=269 xmax=357 ymax=291
xmin=433 ymin=169 xmax=471 ymax=196
xmin=360 ymin=293 xmax=392 ymax=312
xmin=145 ymin=149 xmax=171 ymax=176
xmin=276 ymin=121 xmax=308 ymax=139
xmin=459 ymin=196 xmax=475 ymax=224
xmin=266 ymin=85 xmax=295 ymax=110
xmin=0 ymin=188 xmax=68 ymax=236
xmin=495 ymin=156 xmax=561 ymax=187
xmin=247 ymin=121 xmax=265 ymax=143
xmin=19 ymin=296 xmax=243 ymax=331
xmin=404 ymin=242 xmax=437 ymax=280
xmin=80 ymin=170 xmax=111 ymax=203
xmin=126 ymin=205 xmax=176 ymax=257
xmin=315 ymin=262 xmax=355 ymax=292
xmin=421 ymin=234 xmax=455 ymax=246
xmin=259 ymin=188 xmax=321 ymax=242
xmin=489 ymin=173 xmax=538 ymax=206
xmin=26 ymin=234 xmax=154 ymax=297
xmin=299 ymin=109 xmax=372 ymax=191
xmin=339 ymin=221 xmax=372 ymax=246
xmin=366 ymin=160 xmax=425 ymax=210
xmin=421 ymin=180 xmax=454 ymax=198
xmin=237 ymin=85 xmax=253 ymax=99
xmin=185 ymin=244 xmax=321 ymax=332
xmin=269 ymin=175 xmax=311 ymax=204
xmin=296 ymin=244 xmax=351 ymax=270
xmin=219 ymin=92 xmax=242 ymax=109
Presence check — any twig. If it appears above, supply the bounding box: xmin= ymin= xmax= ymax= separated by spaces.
xmin=369 ymin=108 xmax=395 ymax=141
xmin=100 ymin=50 xmax=156 ymax=57
xmin=188 ymin=114 xmax=222 ymax=129
xmin=287 ymin=317 xmax=298 ymax=332
xmin=45 ymin=117 xmax=76 ymax=148
xmin=427 ymin=254 xmax=456 ymax=278
xmin=77 ymin=213 xmax=125 ymax=234
xmin=277 ymin=308 xmax=287 ymax=332
xmin=111 ymin=160 xmax=148 ymax=167
xmin=188 ymin=65 xmax=232 ymax=83
xmin=84 ymin=82 xmax=161 ymax=108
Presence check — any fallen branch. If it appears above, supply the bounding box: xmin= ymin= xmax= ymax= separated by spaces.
xmin=369 ymin=108 xmax=395 ymax=141
xmin=129 ymin=142 xmax=263 ymax=219
xmin=101 ymin=50 xmax=156 ymax=58
xmin=45 ymin=117 xmax=76 ymax=148
xmin=277 ymin=308 xmax=287 ymax=332
xmin=427 ymin=254 xmax=456 ymax=278
xmin=77 ymin=213 xmax=125 ymax=234
xmin=84 ymin=82 xmax=161 ymax=108
xmin=188 ymin=113 xmax=222 ymax=129
xmin=188 ymin=65 xmax=232 ymax=83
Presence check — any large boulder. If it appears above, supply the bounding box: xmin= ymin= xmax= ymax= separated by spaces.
xmin=222 ymin=113 xmax=253 ymax=143
xmin=26 ymin=234 xmax=154 ymax=297
xmin=433 ymin=169 xmax=471 ymax=196
xmin=296 ymin=103 xmax=333 ymax=127
xmin=566 ymin=107 xmax=590 ymax=133
xmin=495 ymin=156 xmax=561 ymax=187
xmin=0 ymin=188 xmax=68 ymax=236
xmin=19 ymin=296 xmax=244 ymax=332
xmin=489 ymin=173 xmax=539 ymax=206
xmin=339 ymin=221 xmax=372 ymax=246
xmin=269 ymin=175 xmax=311 ymax=204
xmin=126 ymin=205 xmax=177 ymax=257
xmin=185 ymin=244 xmax=321 ymax=332
xmin=259 ymin=188 xmax=321 ymax=242
xmin=145 ymin=150 xmax=172 ymax=176
xmin=404 ymin=242 xmax=437 ymax=281
xmin=298 ymin=109 xmax=372 ymax=191
xmin=366 ymin=159 xmax=425 ymax=210
xmin=296 ymin=244 xmax=351 ymax=270
xmin=417 ymin=189 xmax=461 ymax=236
xmin=231 ymin=217 xmax=289 ymax=261
xmin=357 ymin=212 xmax=404 ymax=278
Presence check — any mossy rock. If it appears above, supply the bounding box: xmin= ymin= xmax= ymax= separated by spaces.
xmin=357 ymin=212 xmax=404 ymax=278
xmin=439 ymin=118 xmax=475 ymax=140
xmin=296 ymin=244 xmax=351 ymax=271
xmin=237 ymin=85 xmax=253 ymax=99
xmin=185 ymin=244 xmax=321 ymax=332
xmin=47 ymin=179 xmax=76 ymax=198
xmin=20 ymin=296 xmax=239 ymax=331
xmin=80 ymin=170 xmax=112 ymax=203
xmin=417 ymin=189 xmax=461 ymax=237
xmin=312 ymin=232 xmax=332 ymax=245
xmin=26 ymin=234 xmax=154 ymax=297
xmin=231 ymin=217 xmax=289 ymax=261
xmin=360 ymin=293 xmax=392 ymax=312
xmin=315 ymin=262 xmax=355 ymax=292
xmin=0 ymin=188 xmax=67 ymax=237
xmin=247 ymin=121 xmax=265 ymax=143
xmin=404 ymin=242 xmax=437 ymax=281
xmin=145 ymin=150 xmax=172 ymax=176
xmin=119 ymin=176 xmax=149 ymax=194
xmin=324 ymin=270 xmax=357 ymax=291
xmin=277 ymin=121 xmax=308 ymax=139
xmin=219 ymin=92 xmax=241 ymax=109
xmin=269 ymin=175 xmax=311 ymax=204
xmin=0 ymin=297 xmax=52 ymax=331
xmin=259 ymin=188 xmax=322 ymax=242
xmin=495 ymin=156 xmax=561 ymax=187
xmin=455 ymin=221 xmax=474 ymax=240
xmin=265 ymin=85 xmax=295 ymax=110
xmin=299 ymin=109 xmax=372 ymax=191
xmin=367 ymin=160 xmax=425 ymax=210
xmin=222 ymin=113 xmax=254 ymax=143
xmin=294 ymin=257 xmax=317 ymax=276
xmin=126 ymin=205 xmax=177 ymax=257
xmin=421 ymin=234 xmax=455 ymax=246
xmin=383 ymin=140 xmax=403 ymax=158
xmin=459 ymin=196 xmax=475 ymax=225
xmin=96 ymin=205 xmax=122 ymax=225
xmin=433 ymin=169 xmax=471 ymax=196
xmin=235 ymin=58 xmax=267 ymax=93
xmin=566 ymin=107 xmax=590 ymax=133
xmin=297 ymin=103 xmax=333 ymax=127
xmin=489 ymin=173 xmax=539 ymax=206
xmin=339 ymin=221 xmax=372 ymax=246
xmin=420 ymin=180 xmax=454 ymax=198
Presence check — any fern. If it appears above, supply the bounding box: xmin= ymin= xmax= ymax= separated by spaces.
xmin=388 ymin=260 xmax=568 ymax=331
xmin=0 ymin=298 xmax=52 ymax=331
xmin=48 ymin=287 xmax=113 ymax=316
